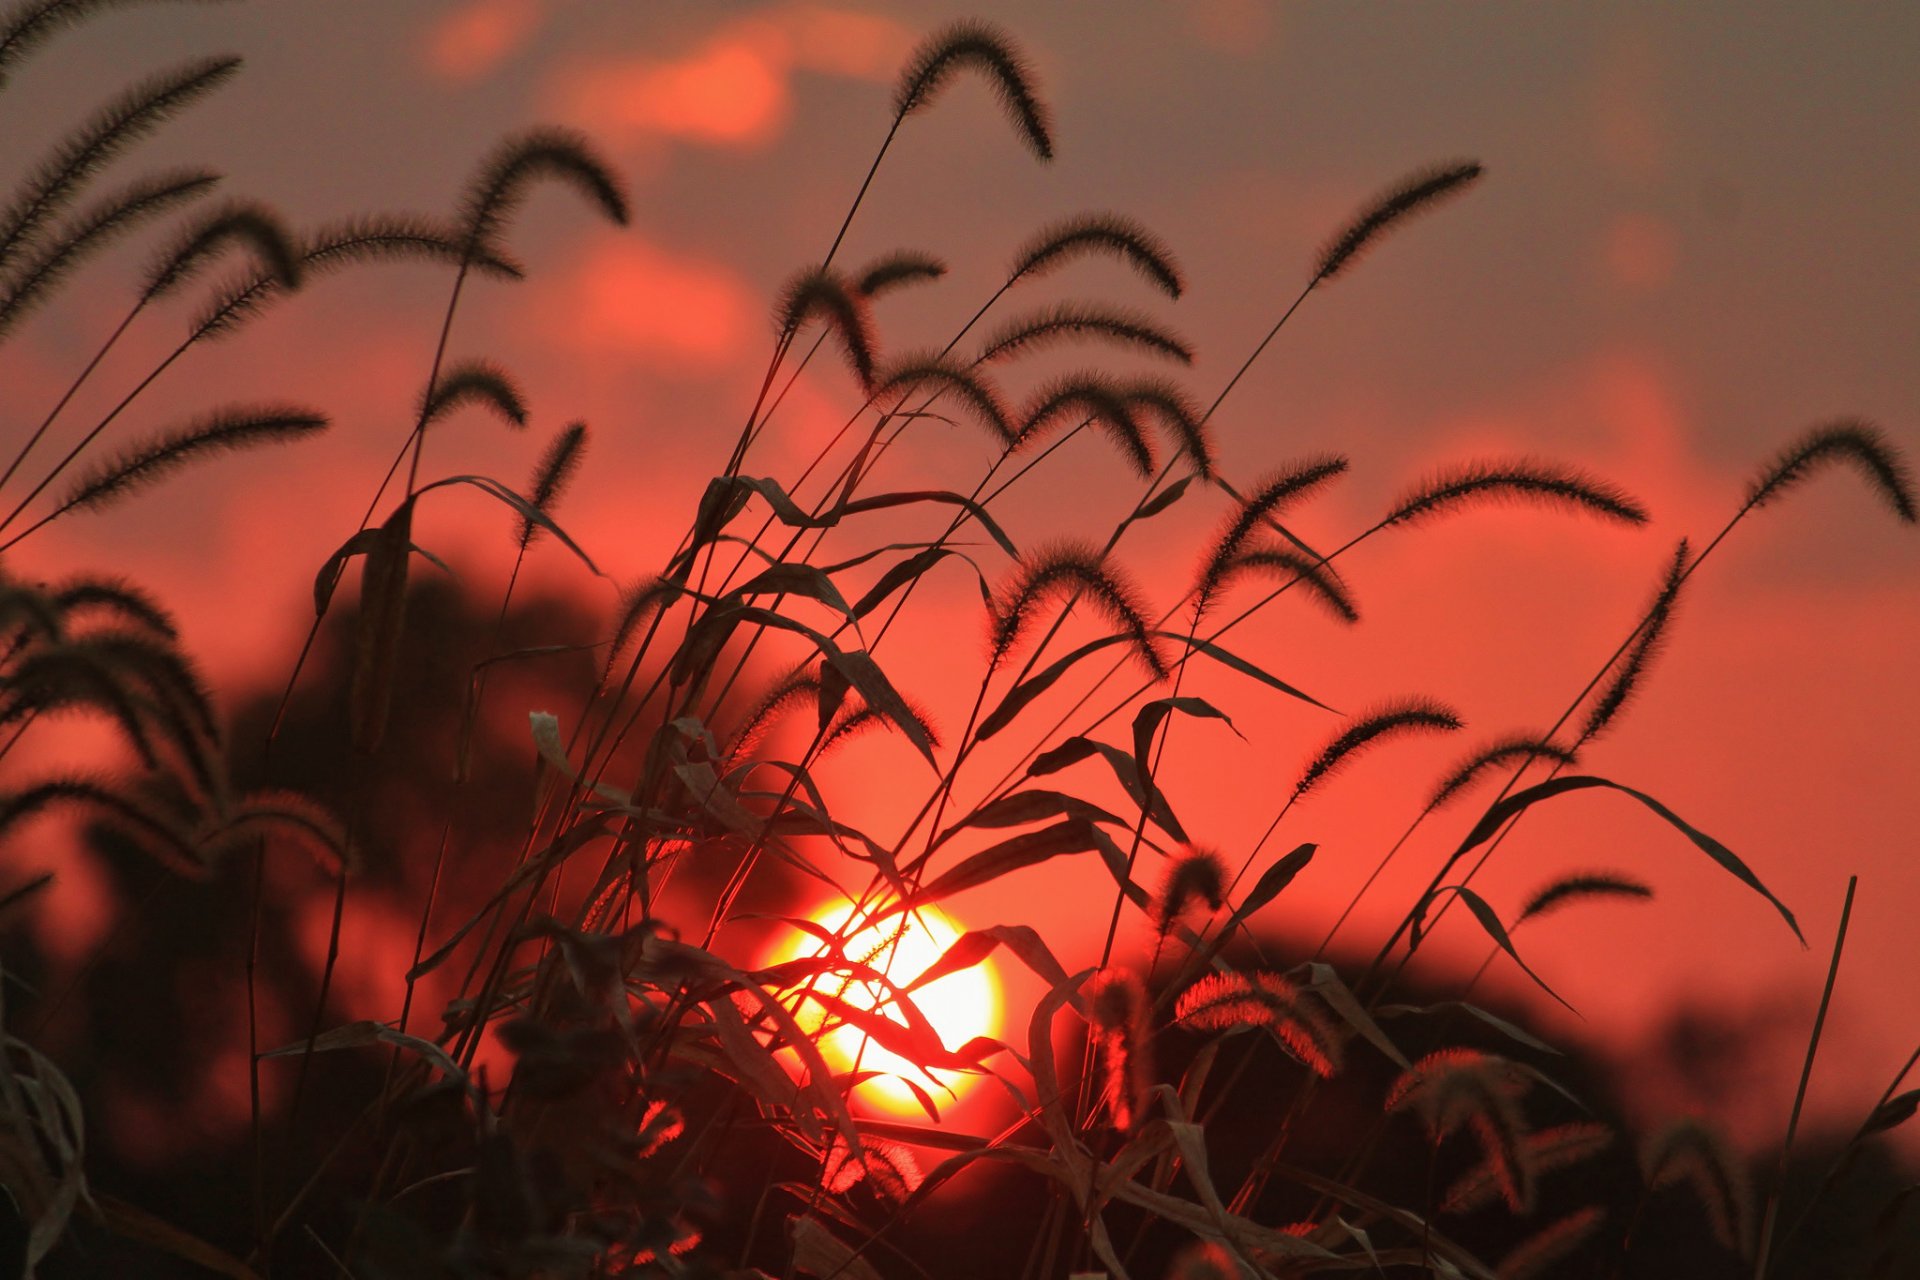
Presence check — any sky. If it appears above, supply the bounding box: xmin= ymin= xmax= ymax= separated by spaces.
xmin=3 ymin=0 xmax=1918 ymax=1154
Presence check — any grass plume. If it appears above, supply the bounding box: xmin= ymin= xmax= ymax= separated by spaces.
xmin=989 ymin=541 xmax=1166 ymax=678
xmin=1515 ymin=872 xmax=1653 ymax=926
xmin=0 ymin=53 xmax=238 ymax=269
xmin=973 ymin=301 xmax=1193 ymax=367
xmin=0 ymin=167 xmax=216 ymax=337
xmin=892 ymin=19 xmax=1052 ymax=160
xmin=1579 ymin=539 xmax=1689 ymax=742
xmin=775 ymin=265 xmax=877 ymax=390
xmin=143 ymin=197 xmax=300 ymax=300
xmin=518 ymin=421 xmax=587 ymax=549
xmin=1292 ymin=697 xmax=1463 ymax=803
xmin=1743 ymin=418 xmax=1917 ymax=523
xmin=1427 ymin=734 xmax=1576 ymax=811
xmin=55 ymin=404 xmax=327 ymax=515
xmin=853 ymin=249 xmax=946 ymax=299
xmin=1379 ymin=458 xmax=1648 ymax=528
xmin=1316 ymin=159 xmax=1484 ymax=281
xmin=1008 ymin=211 xmax=1184 ymax=297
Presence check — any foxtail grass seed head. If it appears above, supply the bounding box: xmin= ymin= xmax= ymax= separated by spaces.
xmin=1426 ymin=733 xmax=1576 ymax=811
xmin=421 ymin=357 xmax=528 ymax=430
xmin=1580 ymin=539 xmax=1689 ymax=743
xmin=1642 ymin=1117 xmax=1754 ymax=1258
xmin=1008 ymin=211 xmax=1183 ymax=297
xmin=989 ymin=541 xmax=1167 ymax=679
xmin=1517 ymin=872 xmax=1654 ymax=926
xmin=459 ymin=126 xmax=629 ymax=255
xmin=1196 ymin=456 xmax=1349 ymax=608
xmin=1292 ymin=698 xmax=1463 ymax=803
xmin=876 ymin=353 xmax=1015 ymax=444
xmin=1175 ymin=971 xmax=1342 ymax=1076
xmin=1496 ymin=1207 xmax=1607 ymax=1280
xmin=1086 ymin=967 xmax=1151 ymax=1130
xmin=0 ymin=167 xmax=219 ymax=337
xmin=893 ymin=19 xmax=1052 ymax=160
xmin=1381 ymin=458 xmax=1648 ymax=528
xmin=1316 ymin=159 xmax=1483 ymax=281
xmin=853 ymin=249 xmax=946 ymax=299
xmin=519 ymin=421 xmax=587 ymax=548
xmin=0 ymin=53 xmax=240 ymax=269
xmin=143 ymin=198 xmax=300 ymax=300
xmin=1744 ymin=418 xmax=1917 ymax=523
xmin=774 ymin=265 xmax=877 ymax=390
xmin=1156 ymin=846 xmax=1227 ymax=934
xmin=973 ymin=301 xmax=1193 ymax=367
xmin=58 ymin=404 xmax=327 ymax=514
xmin=1017 ymin=373 xmax=1155 ymax=476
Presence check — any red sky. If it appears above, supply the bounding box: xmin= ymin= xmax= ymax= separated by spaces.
xmin=4 ymin=0 xmax=1917 ymax=1154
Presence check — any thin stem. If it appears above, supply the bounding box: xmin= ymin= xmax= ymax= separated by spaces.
xmin=1754 ymin=874 xmax=1856 ymax=1279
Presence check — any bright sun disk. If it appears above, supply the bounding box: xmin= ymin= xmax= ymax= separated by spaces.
xmin=767 ymin=900 xmax=1000 ymax=1115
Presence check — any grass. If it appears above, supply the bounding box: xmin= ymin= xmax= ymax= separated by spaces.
xmin=0 ymin=4 xmax=1917 ymax=1278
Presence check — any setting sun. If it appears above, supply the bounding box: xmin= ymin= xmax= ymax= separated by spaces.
xmin=766 ymin=901 xmax=1001 ymax=1115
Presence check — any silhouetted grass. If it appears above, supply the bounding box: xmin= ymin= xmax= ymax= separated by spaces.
xmin=0 ymin=6 xmax=1916 ymax=1280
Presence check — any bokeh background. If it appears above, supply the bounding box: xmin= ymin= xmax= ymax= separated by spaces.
xmin=4 ymin=0 xmax=1917 ymax=1172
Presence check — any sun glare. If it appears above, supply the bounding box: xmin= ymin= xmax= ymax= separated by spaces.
xmin=767 ymin=901 xmax=1000 ymax=1115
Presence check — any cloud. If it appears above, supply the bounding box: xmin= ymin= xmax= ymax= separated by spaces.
xmin=423 ymin=0 xmax=549 ymax=83
xmin=545 ymin=4 xmax=912 ymax=152
xmin=539 ymin=235 xmax=756 ymax=367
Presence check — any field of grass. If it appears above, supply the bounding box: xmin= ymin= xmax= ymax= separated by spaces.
xmin=1 ymin=4 xmax=1916 ymax=1277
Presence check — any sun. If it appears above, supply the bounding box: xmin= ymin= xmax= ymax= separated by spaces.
xmin=765 ymin=899 xmax=1001 ymax=1115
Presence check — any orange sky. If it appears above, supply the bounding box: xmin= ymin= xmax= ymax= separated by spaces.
xmin=4 ymin=1 xmax=1918 ymax=1153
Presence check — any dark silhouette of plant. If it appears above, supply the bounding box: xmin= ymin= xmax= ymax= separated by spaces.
xmin=1 ymin=5 xmax=1916 ymax=1280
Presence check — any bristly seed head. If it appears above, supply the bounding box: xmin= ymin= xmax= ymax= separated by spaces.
xmin=989 ymin=541 xmax=1167 ymax=680
xmin=1316 ymin=160 xmax=1484 ymax=281
xmin=1085 ymin=967 xmax=1151 ymax=1129
xmin=774 ymin=265 xmax=877 ymax=390
xmin=893 ymin=20 xmax=1053 ymax=161
xmin=1293 ymin=698 xmax=1463 ymax=803
xmin=1743 ymin=418 xmax=1916 ymax=524
xmin=1579 ymin=538 xmax=1689 ymax=743
xmin=1517 ymin=872 xmax=1654 ymax=926
xmin=1155 ymin=846 xmax=1228 ymax=934
xmin=1008 ymin=211 xmax=1183 ymax=297
xmin=1380 ymin=458 xmax=1649 ymax=529
xmin=1426 ymin=733 xmax=1577 ymax=811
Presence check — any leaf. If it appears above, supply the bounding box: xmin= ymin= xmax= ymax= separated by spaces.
xmin=1027 ymin=736 xmax=1186 ymax=841
xmin=1238 ymin=842 xmax=1316 ymax=920
xmin=412 ymin=473 xmax=601 ymax=575
xmin=1451 ymin=775 xmax=1802 ymax=944
xmin=1170 ymin=632 xmax=1337 ymax=712
xmin=95 ymin=1194 xmax=262 ymax=1280
xmin=902 ymin=929 xmax=1001 ymax=993
xmin=1131 ymin=695 xmax=1238 ymax=779
xmin=933 ymin=789 xmax=1129 ymax=849
xmin=1375 ymin=1001 xmax=1563 ymax=1056
xmin=260 ymin=1019 xmax=467 ymax=1086
xmin=849 ymin=546 xmax=972 ymax=620
xmin=788 ymin=1215 xmax=881 ymax=1280
xmin=898 ymin=817 xmax=1105 ymax=909
xmin=734 ymin=562 xmax=854 ymax=619
xmin=1130 ymin=472 xmax=1195 ymax=522
xmin=1865 ymin=1089 xmax=1920 ymax=1136
xmin=718 ymin=474 xmax=1019 ymax=557
xmin=348 ymin=501 xmax=413 ymax=754
xmin=1430 ymin=885 xmax=1576 ymax=1013
xmin=1300 ymin=962 xmax=1409 ymax=1070
xmin=312 ymin=526 xmax=452 ymax=617
xmin=980 ymin=632 xmax=1139 ymax=740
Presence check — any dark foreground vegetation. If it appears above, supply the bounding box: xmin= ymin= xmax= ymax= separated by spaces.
xmin=1 ymin=3 xmax=1915 ymax=1277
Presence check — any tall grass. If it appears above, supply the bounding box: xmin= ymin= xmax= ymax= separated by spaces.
xmin=0 ymin=5 xmax=1916 ymax=1278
